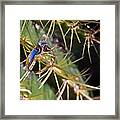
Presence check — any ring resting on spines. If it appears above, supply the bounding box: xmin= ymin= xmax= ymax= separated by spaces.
xmin=26 ymin=40 xmax=48 ymax=69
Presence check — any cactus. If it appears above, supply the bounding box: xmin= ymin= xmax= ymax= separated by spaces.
xmin=20 ymin=20 xmax=100 ymax=100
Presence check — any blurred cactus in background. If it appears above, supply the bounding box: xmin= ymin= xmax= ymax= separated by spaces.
xmin=20 ymin=20 xmax=100 ymax=100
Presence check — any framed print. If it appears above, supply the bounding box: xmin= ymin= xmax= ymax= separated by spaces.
xmin=0 ymin=0 xmax=119 ymax=119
